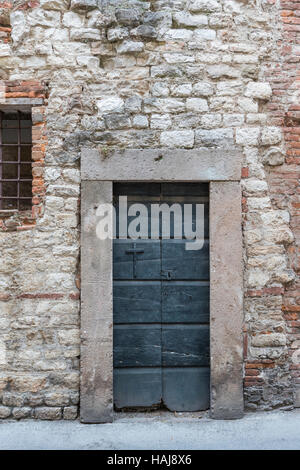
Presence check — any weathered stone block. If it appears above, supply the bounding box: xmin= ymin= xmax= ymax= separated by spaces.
xmin=238 ymin=97 xmax=258 ymax=113
xmin=189 ymin=0 xmax=221 ymax=13
xmin=150 ymin=114 xmax=171 ymax=130
xmin=12 ymin=407 xmax=32 ymax=419
xmin=262 ymin=148 xmax=285 ymax=166
xmin=193 ymin=29 xmax=216 ymax=41
xmin=223 ymin=114 xmax=244 ymax=127
xmin=115 ymin=8 xmax=142 ymax=27
xmin=164 ymin=29 xmax=193 ymax=41
xmin=58 ymin=329 xmax=80 ymax=346
xmin=130 ymin=25 xmax=157 ymax=39
xmin=160 ymin=131 xmax=194 ymax=148
xmin=236 ymin=127 xmax=260 ymax=146
xmin=186 ymin=98 xmax=208 ymax=112
xmin=0 ymin=44 xmax=11 ymax=58
xmin=201 ymin=114 xmax=222 ymax=129
xmin=10 ymin=11 xmax=27 ymax=45
xmin=34 ymin=407 xmax=62 ymax=420
xmin=173 ymin=12 xmax=208 ymax=27
xmin=260 ymin=127 xmax=282 ymax=146
xmin=0 ymin=406 xmax=11 ymax=419
xmin=63 ymin=406 xmax=78 ymax=419
xmin=193 ymin=82 xmax=214 ymax=96
xmin=70 ymin=0 xmax=97 ymax=10
xmin=97 ymin=97 xmax=124 ymax=114
xmin=242 ymin=179 xmax=268 ymax=195
xmin=144 ymin=98 xmax=185 ymax=114
xmin=245 ymin=82 xmax=272 ymax=100
xmin=207 ymin=65 xmax=240 ymax=79
xmin=124 ymin=95 xmax=142 ymax=113
xmin=0 ymin=7 xmax=10 ymax=25
xmin=133 ymin=115 xmax=148 ymax=129
xmin=216 ymin=80 xmax=243 ymax=96
xmin=105 ymin=113 xmax=131 ymax=130
xmin=171 ymin=84 xmax=192 ymax=97
xmin=63 ymin=11 xmax=84 ymax=28
xmin=209 ymin=13 xmax=232 ymax=28
xmin=195 ymin=128 xmax=234 ymax=147
xmin=164 ymin=53 xmax=195 ymax=64
xmin=144 ymin=11 xmax=172 ymax=29
xmin=27 ymin=9 xmax=61 ymax=27
xmin=45 ymin=392 xmax=70 ymax=406
xmin=251 ymin=333 xmax=286 ymax=348
xmin=40 ymin=0 xmax=70 ymax=10
xmin=70 ymin=28 xmax=101 ymax=41
xmin=116 ymin=40 xmax=144 ymax=54
xmin=107 ymin=27 xmax=129 ymax=42
xmin=2 ymin=393 xmax=25 ymax=407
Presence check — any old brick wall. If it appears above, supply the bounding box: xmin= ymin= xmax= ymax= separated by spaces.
xmin=0 ymin=0 xmax=298 ymax=419
xmin=243 ymin=0 xmax=300 ymax=410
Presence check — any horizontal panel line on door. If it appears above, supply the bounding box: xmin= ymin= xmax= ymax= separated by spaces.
xmin=114 ymin=322 xmax=210 ymax=326
xmin=113 ymin=278 xmax=210 ymax=281
xmin=114 ymin=280 xmax=210 ymax=285
xmin=113 ymin=238 xmax=210 ymax=241
xmin=114 ymin=366 xmax=210 ymax=370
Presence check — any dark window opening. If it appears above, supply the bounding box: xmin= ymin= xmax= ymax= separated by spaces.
xmin=0 ymin=110 xmax=32 ymax=210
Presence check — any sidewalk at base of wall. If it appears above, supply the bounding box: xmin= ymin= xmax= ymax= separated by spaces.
xmin=0 ymin=409 xmax=299 ymax=450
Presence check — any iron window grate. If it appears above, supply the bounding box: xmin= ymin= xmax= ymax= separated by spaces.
xmin=0 ymin=110 xmax=33 ymax=211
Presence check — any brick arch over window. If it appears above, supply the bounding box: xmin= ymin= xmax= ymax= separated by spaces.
xmin=0 ymin=80 xmax=47 ymax=231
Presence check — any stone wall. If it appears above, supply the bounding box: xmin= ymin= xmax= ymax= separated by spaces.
xmin=0 ymin=0 xmax=298 ymax=418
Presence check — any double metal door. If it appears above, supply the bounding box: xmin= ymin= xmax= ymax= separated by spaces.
xmin=113 ymin=183 xmax=210 ymax=411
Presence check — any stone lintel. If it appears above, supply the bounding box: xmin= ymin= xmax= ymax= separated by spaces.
xmin=81 ymin=148 xmax=242 ymax=182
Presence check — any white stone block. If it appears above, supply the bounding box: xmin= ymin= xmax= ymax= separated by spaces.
xmin=160 ymin=130 xmax=194 ymax=148
xmin=107 ymin=27 xmax=129 ymax=42
xmin=238 ymin=97 xmax=258 ymax=113
xmin=171 ymin=84 xmax=193 ymax=97
xmin=193 ymin=82 xmax=214 ymax=96
xmin=236 ymin=127 xmax=260 ymax=146
xmin=150 ymin=114 xmax=172 ymax=130
xmin=63 ymin=11 xmax=84 ymax=28
xmin=245 ymin=82 xmax=272 ymax=100
xmin=193 ymin=29 xmax=216 ymax=41
xmin=97 ymin=96 xmax=124 ymax=114
xmin=133 ymin=115 xmax=149 ymax=129
xmin=260 ymin=127 xmax=282 ymax=146
xmin=152 ymin=82 xmax=169 ymax=97
xmin=164 ymin=29 xmax=193 ymax=41
xmin=10 ymin=11 xmax=27 ymax=45
xmin=186 ymin=98 xmax=208 ymax=112
xmin=116 ymin=40 xmax=144 ymax=54
xmin=40 ymin=0 xmax=69 ymax=10
xmin=189 ymin=0 xmax=221 ymax=13
xmin=164 ymin=53 xmax=195 ymax=64
xmin=173 ymin=12 xmax=208 ymax=27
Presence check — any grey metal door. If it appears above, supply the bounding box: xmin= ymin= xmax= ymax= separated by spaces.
xmin=113 ymin=183 xmax=210 ymax=411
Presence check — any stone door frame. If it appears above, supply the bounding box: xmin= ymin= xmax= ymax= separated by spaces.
xmin=80 ymin=147 xmax=244 ymax=423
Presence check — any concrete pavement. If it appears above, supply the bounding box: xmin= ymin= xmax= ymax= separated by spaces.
xmin=0 ymin=409 xmax=299 ymax=450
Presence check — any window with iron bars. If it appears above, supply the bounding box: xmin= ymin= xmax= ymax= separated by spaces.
xmin=0 ymin=110 xmax=32 ymax=211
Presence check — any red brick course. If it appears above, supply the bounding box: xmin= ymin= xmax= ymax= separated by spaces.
xmin=0 ymin=80 xmax=48 ymax=231
xmin=244 ymin=0 xmax=300 ymax=401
